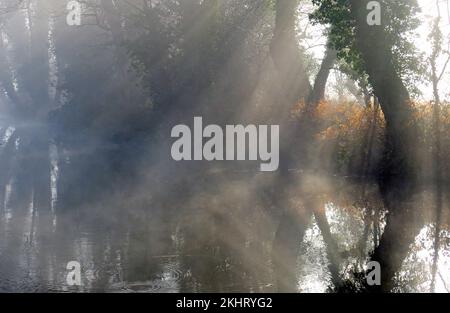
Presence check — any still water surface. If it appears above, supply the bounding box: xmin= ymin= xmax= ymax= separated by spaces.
xmin=0 ymin=179 xmax=449 ymax=293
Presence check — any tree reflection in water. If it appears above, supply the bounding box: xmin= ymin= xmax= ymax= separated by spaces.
xmin=1 ymin=170 xmax=448 ymax=292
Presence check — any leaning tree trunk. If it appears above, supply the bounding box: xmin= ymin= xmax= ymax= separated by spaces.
xmin=349 ymin=0 xmax=423 ymax=292
xmin=307 ymin=45 xmax=337 ymax=107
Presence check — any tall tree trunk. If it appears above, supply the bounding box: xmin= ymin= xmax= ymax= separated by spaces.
xmin=350 ymin=0 xmax=417 ymax=194
xmin=349 ymin=0 xmax=423 ymax=292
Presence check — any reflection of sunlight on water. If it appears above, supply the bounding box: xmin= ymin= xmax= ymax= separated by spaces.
xmin=298 ymin=201 xmax=389 ymax=292
xmin=326 ymin=203 xmax=365 ymax=252
xmin=299 ymin=202 xmax=368 ymax=292
xmin=299 ymin=221 xmax=329 ymax=293
xmin=3 ymin=183 xmax=12 ymax=222
xmin=399 ymin=225 xmax=450 ymax=293
xmin=24 ymin=198 xmax=34 ymax=243
xmin=1 ymin=126 xmax=15 ymax=145
xmin=49 ymin=143 xmax=59 ymax=229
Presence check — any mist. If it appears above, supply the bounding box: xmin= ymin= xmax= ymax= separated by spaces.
xmin=0 ymin=0 xmax=449 ymax=293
